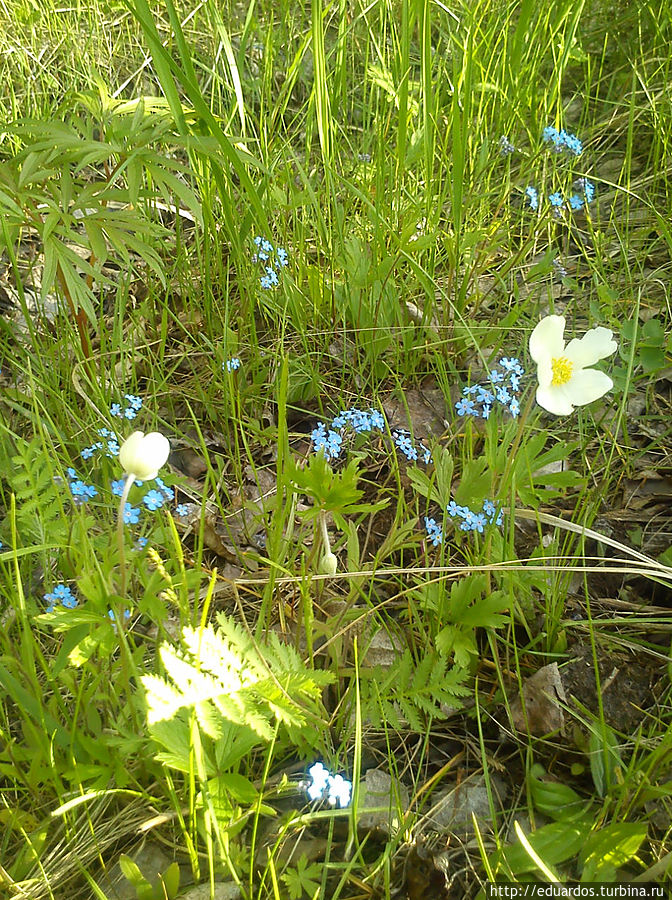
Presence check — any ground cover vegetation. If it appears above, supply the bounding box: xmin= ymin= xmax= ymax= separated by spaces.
xmin=0 ymin=0 xmax=671 ymax=896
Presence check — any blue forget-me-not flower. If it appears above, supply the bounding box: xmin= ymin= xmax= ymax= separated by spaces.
xmin=499 ymin=135 xmax=515 ymax=155
xmin=311 ymin=406 xmax=432 ymax=465
xmin=525 ymin=186 xmax=539 ymax=210
xmin=455 ymin=357 xmax=524 ymax=420
xmin=543 ymin=126 xmax=583 ymax=157
xmin=303 ymin=762 xmax=352 ymax=808
xmin=44 ymin=583 xmax=78 ymax=613
xmin=142 ymin=489 xmax=165 ymax=511
xmin=123 ymin=503 xmax=141 ymax=525
xmin=424 ymin=517 xmax=443 ymax=546
xmin=447 ymin=499 xmax=504 ymax=532
xmin=253 ymin=236 xmax=289 ymax=289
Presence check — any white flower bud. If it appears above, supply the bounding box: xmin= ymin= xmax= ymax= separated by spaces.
xmin=319 ymin=551 xmax=338 ymax=575
xmin=119 ymin=431 xmax=170 ymax=481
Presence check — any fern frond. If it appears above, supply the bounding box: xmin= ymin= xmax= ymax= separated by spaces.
xmin=142 ymin=614 xmax=335 ymax=770
xmin=362 ymin=648 xmax=470 ymax=731
xmin=5 ymin=435 xmax=69 ymax=544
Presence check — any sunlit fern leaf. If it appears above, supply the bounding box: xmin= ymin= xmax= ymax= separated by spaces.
xmin=141 ymin=614 xmax=334 ymax=769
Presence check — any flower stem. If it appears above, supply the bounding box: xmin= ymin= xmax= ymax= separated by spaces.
xmin=497 ymin=387 xmax=537 ymax=497
xmin=116 ymin=473 xmax=135 ymax=600
xmin=485 ymin=388 xmax=537 ymax=598
xmin=318 ymin=509 xmax=331 ymax=559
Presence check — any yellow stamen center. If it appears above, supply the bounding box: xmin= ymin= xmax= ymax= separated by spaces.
xmin=551 ymin=356 xmax=573 ymax=386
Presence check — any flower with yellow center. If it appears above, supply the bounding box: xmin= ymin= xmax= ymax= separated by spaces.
xmin=529 ymin=315 xmax=617 ymax=415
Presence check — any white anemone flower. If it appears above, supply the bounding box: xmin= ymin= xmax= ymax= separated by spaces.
xmin=529 ymin=315 xmax=617 ymax=416
xmin=119 ymin=431 xmax=170 ymax=481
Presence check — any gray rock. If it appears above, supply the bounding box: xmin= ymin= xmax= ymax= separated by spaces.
xmin=356 ymin=768 xmax=409 ymax=836
xmin=426 ymin=775 xmax=508 ymax=836
xmin=179 ymin=884 xmax=241 ymax=900
xmin=94 ymin=841 xmax=173 ymax=900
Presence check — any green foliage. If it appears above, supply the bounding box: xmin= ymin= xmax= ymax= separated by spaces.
xmin=142 ymin=612 xmax=334 ymax=774
xmin=360 ymin=647 xmax=470 ymax=731
xmin=407 ymin=445 xmax=454 ymax=509
xmin=491 ymin=816 xmax=594 ymax=877
xmin=1 ymin=433 xmax=70 ymax=546
xmin=491 ymin=809 xmax=649 ymax=884
xmin=119 ymin=855 xmax=180 ymax=900
xmin=0 ymin=103 xmax=204 ymax=326
xmin=0 ymin=0 xmax=668 ymax=893
xmin=588 ymin=723 xmax=623 ymax=798
xmin=580 ymin=823 xmax=648 ymax=882
xmin=332 ymin=235 xmax=404 ymax=377
xmin=281 ymin=854 xmax=323 ymax=899
xmin=528 ymin=764 xmax=588 ymax=821
xmin=618 ymin=317 xmax=670 ymax=375
xmin=490 ymin=427 xmax=583 ymax=507
xmin=493 ymin=766 xmax=649 ymax=883
xmin=429 ymin=575 xmax=510 ymax=667
xmin=286 ymin=451 xmax=388 ymax=529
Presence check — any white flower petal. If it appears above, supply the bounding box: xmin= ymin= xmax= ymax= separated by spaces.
xmin=536 ymin=384 xmax=576 ymax=416
xmin=119 ymin=431 xmax=170 ymax=480
xmin=535 ymin=358 xmax=554 ymax=389
xmin=529 ymin=315 xmax=566 ymax=364
xmin=118 ymin=431 xmax=144 ymax=472
xmin=565 ymin=327 xmax=617 ymax=368
xmin=560 ymin=368 xmax=614 ymax=407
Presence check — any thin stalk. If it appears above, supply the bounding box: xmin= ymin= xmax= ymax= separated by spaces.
xmin=116 ymin=472 xmax=136 ymax=600
xmin=318 ymin=509 xmax=332 ymax=559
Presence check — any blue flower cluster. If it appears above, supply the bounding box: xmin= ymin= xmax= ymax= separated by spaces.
xmin=499 ymin=135 xmax=515 ymax=155
xmin=115 ymin=476 xmax=173 ymax=520
xmin=523 ymin=127 xmax=594 ymax=212
xmin=224 ymin=357 xmax=241 ymax=372
xmin=253 ymin=236 xmax=289 ymax=289
xmin=456 ymin=357 xmax=524 ymax=420
xmin=304 ymin=762 xmax=352 ymax=808
xmin=311 ymin=406 xmax=386 ymax=461
xmin=526 ymin=180 xmax=594 ymax=212
xmin=392 ymin=429 xmax=432 ymax=464
xmin=448 ymin=498 xmax=504 ymax=532
xmin=424 ymin=517 xmax=443 ymax=546
xmin=44 ymin=583 xmax=78 ymax=612
xmin=108 ymin=608 xmax=131 ymax=627
xmin=553 ymin=258 xmax=568 ymax=278
xmin=548 ymin=178 xmax=595 ymax=213
xmin=543 ymin=125 xmax=583 ymax=156
xmin=64 ymin=447 xmax=174 ymax=524
xmin=82 ymin=427 xmax=120 ymax=461
xmin=424 ymin=500 xmax=503 ymax=544
xmin=311 ymin=423 xmax=344 ymax=460
xmin=110 ymin=394 xmax=143 ymax=421
xmin=66 ymin=467 xmax=97 ymax=503
xmin=525 ymin=186 xmax=539 ymax=210
xmin=523 ymin=123 xmax=596 ymax=213
xmin=154 ymin=477 xmax=174 ymax=502
xmin=311 ymin=406 xmax=433 ymax=465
